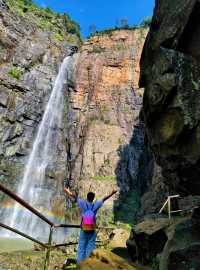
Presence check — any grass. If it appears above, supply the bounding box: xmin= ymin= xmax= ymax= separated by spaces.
xmin=0 ymin=237 xmax=33 ymax=253
xmin=91 ymin=175 xmax=116 ymax=181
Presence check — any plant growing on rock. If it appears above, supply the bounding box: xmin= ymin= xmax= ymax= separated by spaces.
xmin=91 ymin=46 xmax=105 ymax=53
xmin=54 ymin=32 xmax=64 ymax=42
xmin=6 ymin=0 xmax=82 ymax=44
xmin=140 ymin=16 xmax=152 ymax=28
xmin=191 ymin=73 xmax=200 ymax=91
xmin=8 ymin=67 xmax=23 ymax=80
xmin=91 ymin=175 xmax=115 ymax=181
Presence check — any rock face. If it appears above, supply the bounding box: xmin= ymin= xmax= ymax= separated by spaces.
xmin=141 ymin=0 xmax=200 ymax=197
xmin=0 ymin=1 xmax=81 ymax=218
xmin=0 ymin=1 xmax=149 ymax=225
xmin=78 ymin=249 xmax=138 ymax=270
xmin=131 ymin=0 xmax=200 ymax=267
xmin=66 ymin=29 xmax=149 ymax=222
xmin=127 ymin=212 xmax=200 ymax=269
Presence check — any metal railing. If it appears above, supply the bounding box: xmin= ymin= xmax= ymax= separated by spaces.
xmin=0 ymin=182 xmax=80 ymax=270
xmin=159 ymin=194 xmax=197 ymax=219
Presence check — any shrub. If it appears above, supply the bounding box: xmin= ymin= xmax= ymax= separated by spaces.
xmin=118 ymin=138 xmax=124 ymax=145
xmin=140 ymin=16 xmax=152 ymax=28
xmin=54 ymin=32 xmax=64 ymax=42
xmin=91 ymin=46 xmax=105 ymax=53
xmin=8 ymin=67 xmax=23 ymax=80
xmin=6 ymin=0 xmax=82 ymax=43
xmin=104 ymin=119 xmax=111 ymax=125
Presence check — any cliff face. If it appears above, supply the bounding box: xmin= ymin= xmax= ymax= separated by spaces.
xmin=0 ymin=0 xmax=149 ymax=225
xmin=0 ymin=1 xmax=80 ymax=218
xmin=140 ymin=0 xmax=200 ymax=209
xmin=66 ymin=29 xmax=149 ymax=222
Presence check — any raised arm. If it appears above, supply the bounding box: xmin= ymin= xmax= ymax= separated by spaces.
xmin=64 ymin=187 xmax=77 ymax=199
xmin=102 ymin=190 xmax=117 ymax=202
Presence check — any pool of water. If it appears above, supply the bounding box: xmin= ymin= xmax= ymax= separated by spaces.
xmin=0 ymin=237 xmax=34 ymax=253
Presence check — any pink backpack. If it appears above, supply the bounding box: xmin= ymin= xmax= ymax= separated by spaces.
xmin=81 ymin=203 xmax=96 ymax=231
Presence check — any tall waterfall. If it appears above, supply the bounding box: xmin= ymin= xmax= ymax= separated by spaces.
xmin=4 ymin=56 xmax=72 ymax=241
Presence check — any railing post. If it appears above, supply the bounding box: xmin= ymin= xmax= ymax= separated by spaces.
xmin=44 ymin=226 xmax=54 ymax=270
xmin=168 ymin=197 xmax=171 ymax=220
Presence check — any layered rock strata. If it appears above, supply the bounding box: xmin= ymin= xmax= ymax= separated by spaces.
xmin=0 ymin=1 xmax=80 ymax=218
xmin=66 ymin=29 xmax=149 ymax=222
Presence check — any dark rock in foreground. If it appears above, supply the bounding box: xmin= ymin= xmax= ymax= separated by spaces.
xmin=127 ymin=210 xmax=200 ymax=269
xmin=140 ymin=0 xmax=200 ymax=196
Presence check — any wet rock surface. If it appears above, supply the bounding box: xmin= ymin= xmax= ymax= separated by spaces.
xmin=0 ymin=1 xmax=81 ymax=218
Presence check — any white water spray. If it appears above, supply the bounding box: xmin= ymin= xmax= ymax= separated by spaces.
xmin=4 ymin=56 xmax=72 ymax=241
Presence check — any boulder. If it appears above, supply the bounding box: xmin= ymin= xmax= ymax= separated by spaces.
xmin=127 ymin=213 xmax=200 ymax=269
xmin=78 ymin=249 xmax=139 ymax=270
xmin=127 ymin=218 xmax=169 ymax=264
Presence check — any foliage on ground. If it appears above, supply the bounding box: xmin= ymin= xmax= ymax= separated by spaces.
xmin=0 ymin=249 xmax=71 ymax=270
xmin=6 ymin=0 xmax=82 ymax=44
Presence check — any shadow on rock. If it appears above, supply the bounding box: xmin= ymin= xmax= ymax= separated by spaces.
xmin=113 ymin=119 xmax=153 ymax=225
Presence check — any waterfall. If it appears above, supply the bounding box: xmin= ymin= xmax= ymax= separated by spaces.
xmin=3 ymin=56 xmax=72 ymax=241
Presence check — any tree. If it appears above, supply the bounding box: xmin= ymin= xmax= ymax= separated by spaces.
xmin=120 ymin=18 xmax=129 ymax=29
xmin=115 ymin=18 xmax=120 ymax=29
xmin=89 ymin=24 xmax=97 ymax=35
xmin=140 ymin=16 xmax=152 ymax=28
xmin=23 ymin=0 xmax=33 ymax=6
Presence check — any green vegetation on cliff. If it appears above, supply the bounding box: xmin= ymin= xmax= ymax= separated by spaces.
xmin=6 ymin=0 xmax=82 ymax=43
xmin=8 ymin=66 xmax=23 ymax=80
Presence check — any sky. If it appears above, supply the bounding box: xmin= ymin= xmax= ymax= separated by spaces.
xmin=33 ymin=0 xmax=155 ymax=37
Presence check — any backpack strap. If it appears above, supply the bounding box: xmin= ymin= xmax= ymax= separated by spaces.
xmin=85 ymin=202 xmax=94 ymax=211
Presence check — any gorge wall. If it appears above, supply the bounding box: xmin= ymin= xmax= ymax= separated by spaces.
xmin=0 ymin=0 xmax=81 ymax=222
xmin=67 ymin=28 xmax=149 ymax=223
xmin=0 ymin=0 xmax=149 ymax=226
xmin=140 ymin=0 xmax=200 ymax=211
xmin=126 ymin=2 xmax=200 ymax=268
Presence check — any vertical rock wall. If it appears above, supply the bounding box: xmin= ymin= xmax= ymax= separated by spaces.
xmin=66 ymin=29 xmax=149 ymax=222
xmin=140 ymin=0 xmax=200 ymax=213
xmin=0 ymin=0 xmax=150 ymax=225
xmin=0 ymin=1 xmax=80 ymax=219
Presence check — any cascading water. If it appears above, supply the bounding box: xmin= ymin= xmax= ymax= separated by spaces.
xmin=2 ymin=56 xmax=73 ymax=241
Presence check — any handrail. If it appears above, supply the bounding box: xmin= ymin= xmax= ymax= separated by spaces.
xmin=0 ymin=183 xmax=54 ymax=226
xmin=159 ymin=195 xmax=180 ymax=219
xmin=159 ymin=195 xmax=197 ymax=219
xmin=0 ymin=222 xmax=47 ymax=248
xmin=0 ymin=182 xmax=80 ymax=229
xmin=0 ymin=182 xmax=81 ymax=270
xmin=56 ymin=224 xmax=80 ymax=228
